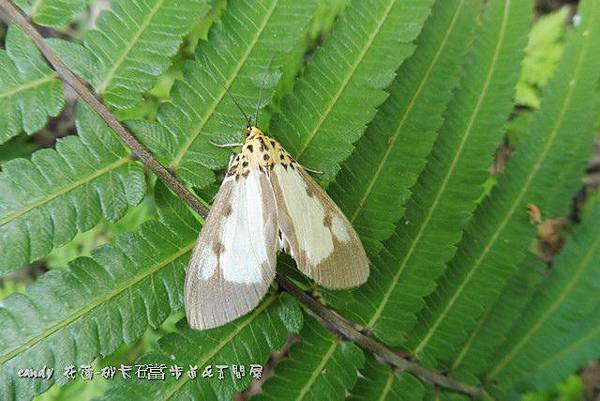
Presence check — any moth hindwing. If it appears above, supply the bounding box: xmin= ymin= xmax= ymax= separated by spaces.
xmin=184 ymin=126 xmax=369 ymax=330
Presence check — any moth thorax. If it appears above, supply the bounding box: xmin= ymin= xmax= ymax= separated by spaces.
xmin=243 ymin=126 xmax=265 ymax=139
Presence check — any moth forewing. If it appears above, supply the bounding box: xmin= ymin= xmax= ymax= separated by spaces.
xmin=270 ymin=162 xmax=370 ymax=289
xmin=184 ymin=167 xmax=278 ymax=330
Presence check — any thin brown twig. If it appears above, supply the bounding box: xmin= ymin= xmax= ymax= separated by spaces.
xmin=275 ymin=276 xmax=487 ymax=398
xmin=0 ymin=1 xmax=486 ymax=398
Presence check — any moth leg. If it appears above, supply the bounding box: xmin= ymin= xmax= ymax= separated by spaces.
xmin=226 ymin=153 xmax=236 ymax=169
xmin=209 ymin=139 xmax=244 ymax=148
xmin=301 ymin=165 xmax=324 ymax=175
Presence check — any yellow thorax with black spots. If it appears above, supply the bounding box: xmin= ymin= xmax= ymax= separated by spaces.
xmin=226 ymin=126 xmax=297 ymax=179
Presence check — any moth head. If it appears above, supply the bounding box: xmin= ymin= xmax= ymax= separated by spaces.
xmin=243 ymin=126 xmax=264 ymax=139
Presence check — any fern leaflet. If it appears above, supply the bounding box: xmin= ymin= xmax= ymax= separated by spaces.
xmin=251 ymin=317 xmax=364 ymax=401
xmin=0 ymin=25 xmax=63 ymax=144
xmin=408 ymin=0 xmax=600 ymax=367
xmin=0 ymin=183 xmax=195 ymax=401
xmin=146 ymin=0 xmax=317 ymax=188
xmin=94 ymin=295 xmax=299 ymax=401
xmin=14 ymin=0 xmax=91 ymax=28
xmin=83 ymin=0 xmax=211 ymax=110
xmin=487 ymin=202 xmax=600 ymax=388
xmin=269 ymin=0 xmax=433 ymax=185
xmin=348 ymin=356 xmax=425 ymax=401
xmin=326 ymin=0 xmax=482 ymax=256
xmin=325 ymin=0 xmax=526 ymax=347
xmin=0 ymin=103 xmax=145 ymax=275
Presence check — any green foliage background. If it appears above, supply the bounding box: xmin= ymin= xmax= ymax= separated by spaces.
xmin=1 ymin=0 xmax=599 ymax=400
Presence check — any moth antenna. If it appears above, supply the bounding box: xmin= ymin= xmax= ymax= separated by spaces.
xmin=254 ymin=59 xmax=274 ymax=128
xmin=222 ymin=83 xmax=252 ymax=127
xmin=202 ymin=55 xmax=251 ymax=127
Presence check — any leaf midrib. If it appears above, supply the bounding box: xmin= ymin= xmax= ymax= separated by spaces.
xmin=364 ymin=0 xmax=487 ymax=330
xmin=96 ymin=0 xmax=165 ymax=94
xmin=294 ymin=0 xmax=397 ymax=160
xmin=30 ymin=0 xmax=43 ymax=16
xmin=487 ymin=235 xmax=600 ymax=381
xmin=0 ymin=74 xmax=55 ymax=100
xmin=295 ymin=340 xmax=339 ymax=401
xmin=414 ymin=0 xmax=589 ymax=357
xmin=0 ymin=240 xmax=195 ymax=365
xmin=531 ymin=318 xmax=600 ymax=373
xmin=449 ymin=296 xmax=492 ymax=371
xmin=377 ymin=371 xmax=396 ymax=401
xmin=169 ymin=0 xmax=278 ymax=170
xmin=349 ymin=0 xmax=467 ymax=224
xmin=0 ymin=157 xmax=131 ymax=228
xmin=161 ymin=294 xmax=278 ymax=401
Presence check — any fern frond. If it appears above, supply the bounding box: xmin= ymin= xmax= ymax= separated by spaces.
xmin=94 ymin=295 xmax=298 ymax=401
xmin=486 ymin=203 xmax=600 ymax=389
xmin=348 ymin=356 xmax=425 ymax=401
xmin=326 ymin=0 xmax=531 ymax=347
xmin=148 ymin=0 xmax=317 ymax=188
xmin=69 ymin=0 xmax=212 ymax=110
xmin=14 ymin=0 xmax=90 ymax=28
xmin=408 ymin=0 xmax=600 ymax=367
xmin=322 ymin=0 xmax=484 ymax=330
xmin=0 ymin=183 xmax=196 ymax=401
xmin=269 ymin=0 xmax=434 ymax=184
xmin=0 ymin=24 xmax=63 ymax=144
xmin=251 ymin=317 xmax=364 ymax=401
xmin=327 ymin=0 xmax=482 ymax=256
xmin=449 ymin=254 xmax=546 ymax=383
xmin=0 ymin=103 xmax=145 ymax=275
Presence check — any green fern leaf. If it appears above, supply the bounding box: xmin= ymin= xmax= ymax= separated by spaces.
xmin=408 ymin=0 xmax=600 ymax=368
xmin=322 ymin=0 xmax=484 ymax=328
xmin=326 ymin=0 xmax=482 ymax=256
xmin=0 ymin=183 xmax=196 ymax=401
xmin=269 ymin=0 xmax=433 ymax=184
xmin=524 ymin=310 xmax=600 ymax=392
xmin=0 ymin=103 xmax=145 ymax=275
xmin=147 ymin=0 xmax=317 ymax=188
xmin=251 ymin=316 xmax=364 ymax=401
xmin=77 ymin=0 xmax=211 ymax=110
xmin=440 ymin=393 xmax=470 ymax=401
xmin=326 ymin=0 xmax=530 ymax=347
xmin=449 ymin=254 xmax=546 ymax=383
xmin=14 ymin=0 xmax=91 ymax=28
xmin=94 ymin=295 xmax=297 ymax=401
xmin=0 ymin=24 xmax=63 ymax=144
xmin=486 ymin=202 xmax=600 ymax=389
xmin=348 ymin=356 xmax=425 ymax=401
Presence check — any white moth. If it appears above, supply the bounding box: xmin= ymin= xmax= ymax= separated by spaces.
xmin=184 ymin=126 xmax=370 ymax=330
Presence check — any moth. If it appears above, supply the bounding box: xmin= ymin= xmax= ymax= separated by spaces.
xmin=184 ymin=96 xmax=369 ymax=330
